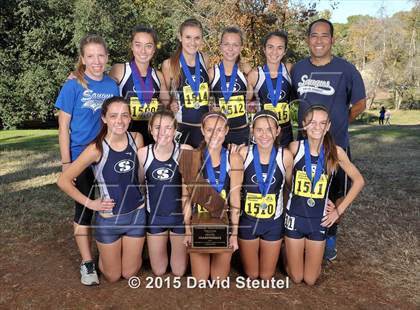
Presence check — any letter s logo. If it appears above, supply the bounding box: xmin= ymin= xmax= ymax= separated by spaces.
xmin=114 ymin=159 xmax=135 ymax=173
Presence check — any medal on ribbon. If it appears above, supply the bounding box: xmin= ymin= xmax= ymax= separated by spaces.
xmin=253 ymin=146 xmax=277 ymax=210
xmin=204 ymin=147 xmax=227 ymax=194
xmin=180 ymin=53 xmax=201 ymax=109
xmin=304 ymin=139 xmax=325 ymax=208
xmin=219 ymin=62 xmax=238 ymax=110
xmin=129 ymin=60 xmax=153 ymax=106
xmin=263 ymin=63 xmax=283 ymax=107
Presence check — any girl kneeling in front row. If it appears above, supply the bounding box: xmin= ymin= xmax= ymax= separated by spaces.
xmin=138 ymin=110 xmax=191 ymax=276
xmin=285 ymin=105 xmax=364 ymax=285
xmin=58 ymin=97 xmax=146 ymax=283
xmin=237 ymin=110 xmax=293 ymax=280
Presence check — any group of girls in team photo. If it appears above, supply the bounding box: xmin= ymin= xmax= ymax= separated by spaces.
xmin=56 ymin=17 xmax=364 ymax=287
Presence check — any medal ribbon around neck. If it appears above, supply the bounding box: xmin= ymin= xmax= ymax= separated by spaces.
xmin=263 ymin=63 xmax=283 ymax=107
xmin=219 ymin=62 xmax=238 ymax=103
xmin=129 ymin=60 xmax=153 ymax=106
xmin=253 ymin=145 xmax=277 ymax=198
xmin=304 ymin=139 xmax=325 ymax=195
xmin=204 ymin=147 xmax=227 ymax=193
xmin=180 ymin=52 xmax=201 ymax=98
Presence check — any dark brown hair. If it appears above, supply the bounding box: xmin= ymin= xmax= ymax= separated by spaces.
xmin=129 ymin=25 xmax=158 ymax=60
xmin=93 ymin=96 xmax=129 ymax=155
xmin=169 ymin=18 xmax=203 ymax=88
xmin=302 ymin=105 xmax=338 ymax=175
xmin=73 ymin=34 xmax=108 ymax=89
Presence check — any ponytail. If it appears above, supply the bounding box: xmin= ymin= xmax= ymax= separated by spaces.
xmin=323 ymin=131 xmax=338 ymax=176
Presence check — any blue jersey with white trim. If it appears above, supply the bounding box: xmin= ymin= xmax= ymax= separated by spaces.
xmin=286 ymin=140 xmax=333 ymax=218
xmin=143 ymin=143 xmax=183 ymax=217
xmin=92 ymin=132 xmax=144 ymax=214
xmin=241 ymin=145 xmax=286 ymax=220
xmin=175 ymin=52 xmax=210 ymax=124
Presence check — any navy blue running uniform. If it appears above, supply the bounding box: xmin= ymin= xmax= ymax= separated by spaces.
xmin=92 ymin=132 xmax=146 ymax=243
xmin=211 ymin=63 xmax=249 ymax=145
xmin=119 ymin=63 xmax=161 ymax=145
xmin=175 ymin=52 xmax=209 ymax=148
xmin=285 ymin=140 xmax=334 ymax=241
xmin=143 ymin=143 xmax=185 ymax=234
xmin=254 ymin=65 xmax=293 ymax=146
xmin=239 ymin=145 xmax=286 ymax=241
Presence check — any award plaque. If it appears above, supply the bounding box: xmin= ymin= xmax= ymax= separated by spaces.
xmin=179 ymin=149 xmax=232 ymax=253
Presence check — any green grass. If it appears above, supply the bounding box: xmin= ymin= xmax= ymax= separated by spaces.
xmin=0 ymin=129 xmax=58 ymax=151
xmin=356 ymin=109 xmax=420 ymax=125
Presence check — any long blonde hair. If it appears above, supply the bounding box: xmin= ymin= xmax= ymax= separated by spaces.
xmin=73 ymin=34 xmax=108 ymax=89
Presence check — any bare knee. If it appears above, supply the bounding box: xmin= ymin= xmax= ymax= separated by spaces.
xmin=103 ymin=272 xmax=121 ymax=283
xmin=260 ymin=272 xmax=275 ymax=281
xmin=288 ymin=272 xmax=303 ymax=284
xmin=152 ymin=266 xmax=167 ymax=277
xmin=245 ymin=271 xmax=259 ymax=280
xmin=303 ymin=274 xmax=319 ymax=286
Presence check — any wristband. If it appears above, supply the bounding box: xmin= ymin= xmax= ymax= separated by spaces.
xmin=62 ymin=162 xmax=71 ymax=165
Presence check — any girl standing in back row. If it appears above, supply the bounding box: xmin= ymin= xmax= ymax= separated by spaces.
xmin=162 ymin=18 xmax=210 ymax=148
xmin=55 ymin=34 xmax=119 ymax=285
xmin=248 ymin=31 xmax=294 ymax=146
xmin=110 ymin=25 xmax=170 ymax=145
xmin=209 ymin=26 xmax=252 ymax=146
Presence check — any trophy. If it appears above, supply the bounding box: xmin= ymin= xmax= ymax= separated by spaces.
xmin=179 ymin=149 xmax=231 ymax=253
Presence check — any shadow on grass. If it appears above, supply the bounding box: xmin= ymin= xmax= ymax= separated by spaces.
xmin=0 ymin=165 xmax=60 ymax=184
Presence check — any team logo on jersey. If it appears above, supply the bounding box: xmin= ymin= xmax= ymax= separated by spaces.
xmin=114 ymin=159 xmax=135 ymax=173
xmin=185 ymin=72 xmax=205 ymax=86
xmin=297 ymin=75 xmax=335 ymax=96
xmin=267 ymin=89 xmax=286 ymax=101
xmin=81 ymin=89 xmax=114 ymax=112
xmin=132 ymin=85 xmax=156 ymax=95
xmin=302 ymin=164 xmax=326 ymax=175
xmin=225 ymin=81 xmax=241 ymax=92
xmin=251 ymin=173 xmax=276 ymax=185
xmin=152 ymin=167 xmax=174 ymax=181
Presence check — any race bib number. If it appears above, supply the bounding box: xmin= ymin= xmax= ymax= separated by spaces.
xmin=130 ymin=97 xmax=159 ymax=120
xmin=183 ymin=83 xmax=209 ymax=108
xmin=219 ymin=95 xmax=245 ymax=119
xmin=244 ymin=193 xmax=276 ymax=219
xmin=197 ymin=189 xmax=227 ymax=214
xmin=263 ymin=102 xmax=290 ymax=124
xmin=293 ymin=170 xmax=328 ymax=198
xmin=284 ymin=213 xmax=295 ymax=230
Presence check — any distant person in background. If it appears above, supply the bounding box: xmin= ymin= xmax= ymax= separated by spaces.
xmin=291 ymin=18 xmax=366 ymax=262
xmin=379 ymin=106 xmax=385 ymax=125
xmin=55 ymin=34 xmax=119 ymax=285
xmin=384 ymin=109 xmax=391 ymax=125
